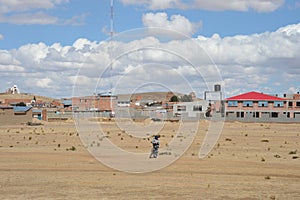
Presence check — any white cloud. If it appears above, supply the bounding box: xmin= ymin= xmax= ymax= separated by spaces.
xmin=120 ymin=0 xmax=284 ymax=12
xmin=0 ymin=11 xmax=59 ymax=25
xmin=142 ymin=12 xmax=201 ymax=37
xmin=0 ymin=0 xmax=85 ymax=25
xmin=0 ymin=0 xmax=69 ymax=13
xmin=0 ymin=23 xmax=300 ymax=98
xmin=0 ymin=34 xmax=3 ymax=40
xmin=35 ymin=77 xmax=53 ymax=88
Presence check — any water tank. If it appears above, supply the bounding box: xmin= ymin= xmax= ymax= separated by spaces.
xmin=214 ymin=84 xmax=221 ymax=92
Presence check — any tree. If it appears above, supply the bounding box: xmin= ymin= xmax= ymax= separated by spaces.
xmin=181 ymin=95 xmax=193 ymax=102
xmin=170 ymin=95 xmax=179 ymax=102
xmin=16 ymin=102 xmax=26 ymax=106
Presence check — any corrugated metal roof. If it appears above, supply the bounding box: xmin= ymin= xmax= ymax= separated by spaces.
xmin=0 ymin=106 xmax=13 ymax=109
xmin=226 ymin=91 xmax=285 ymax=101
xmin=13 ymin=106 xmax=32 ymax=113
xmin=33 ymin=109 xmax=42 ymax=113
xmin=62 ymin=100 xmax=72 ymax=106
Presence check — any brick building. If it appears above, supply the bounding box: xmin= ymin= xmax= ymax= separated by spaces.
xmin=225 ymin=91 xmax=300 ymax=122
xmin=72 ymin=94 xmax=117 ymax=112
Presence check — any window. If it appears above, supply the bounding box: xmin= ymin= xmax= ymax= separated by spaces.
xmin=237 ymin=112 xmax=244 ymax=118
xmin=226 ymin=112 xmax=234 ymax=117
xmin=228 ymin=101 xmax=238 ymax=107
xmin=274 ymin=101 xmax=284 ymax=107
xmin=258 ymin=101 xmax=268 ymax=107
xmin=241 ymin=112 xmax=244 ymax=118
xmin=296 ymin=102 xmax=300 ymax=107
xmin=193 ymin=105 xmax=202 ymax=111
xmin=271 ymin=112 xmax=279 ymax=118
xmin=243 ymin=101 xmax=253 ymax=107
xmin=253 ymin=112 xmax=259 ymax=118
xmin=177 ymin=106 xmax=186 ymax=111
xmin=288 ymin=102 xmax=293 ymax=107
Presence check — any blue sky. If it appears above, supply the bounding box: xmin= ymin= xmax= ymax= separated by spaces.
xmin=1 ymin=0 xmax=300 ymax=49
xmin=0 ymin=0 xmax=300 ymax=98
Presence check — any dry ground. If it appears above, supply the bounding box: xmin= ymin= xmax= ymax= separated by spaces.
xmin=0 ymin=120 xmax=299 ymax=199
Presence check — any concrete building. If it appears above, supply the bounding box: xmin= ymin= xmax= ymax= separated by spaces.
xmin=173 ymin=100 xmax=210 ymax=120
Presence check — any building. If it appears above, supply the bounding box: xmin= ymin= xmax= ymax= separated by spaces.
xmin=72 ymin=93 xmax=117 ymax=112
xmin=173 ymin=100 xmax=210 ymax=119
xmin=0 ymin=106 xmax=33 ymax=125
xmin=225 ymin=91 xmax=300 ymax=122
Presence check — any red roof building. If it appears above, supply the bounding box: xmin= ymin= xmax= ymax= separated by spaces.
xmin=225 ymin=91 xmax=300 ymax=122
xmin=225 ymin=91 xmax=285 ymax=101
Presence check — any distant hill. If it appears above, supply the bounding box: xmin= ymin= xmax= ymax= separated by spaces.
xmin=0 ymin=93 xmax=57 ymax=102
xmin=117 ymin=92 xmax=188 ymax=102
xmin=0 ymin=92 xmax=200 ymax=103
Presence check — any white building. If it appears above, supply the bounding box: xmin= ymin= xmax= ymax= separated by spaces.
xmin=173 ymin=100 xmax=210 ymax=118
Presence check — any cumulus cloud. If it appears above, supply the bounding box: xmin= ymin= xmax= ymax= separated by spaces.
xmin=121 ymin=0 xmax=284 ymax=12
xmin=0 ymin=23 xmax=300 ymax=98
xmin=142 ymin=12 xmax=201 ymax=37
xmin=0 ymin=0 xmax=85 ymax=25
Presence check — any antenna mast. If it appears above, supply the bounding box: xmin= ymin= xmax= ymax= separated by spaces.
xmin=110 ymin=0 xmax=114 ymax=40
xmin=109 ymin=0 xmax=114 ymax=116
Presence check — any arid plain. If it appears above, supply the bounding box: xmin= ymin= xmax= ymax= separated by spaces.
xmin=0 ymin=119 xmax=299 ymax=199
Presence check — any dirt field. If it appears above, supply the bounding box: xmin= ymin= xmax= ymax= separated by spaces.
xmin=0 ymin=120 xmax=299 ymax=199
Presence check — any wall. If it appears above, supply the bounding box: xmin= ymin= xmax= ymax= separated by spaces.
xmin=0 ymin=107 xmax=33 ymax=125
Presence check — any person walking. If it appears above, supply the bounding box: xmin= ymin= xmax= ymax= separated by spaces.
xmin=149 ymin=135 xmax=160 ymax=158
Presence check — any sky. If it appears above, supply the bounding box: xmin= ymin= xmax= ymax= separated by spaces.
xmin=0 ymin=0 xmax=300 ymax=99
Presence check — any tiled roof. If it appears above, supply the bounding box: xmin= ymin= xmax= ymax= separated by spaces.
xmin=226 ymin=91 xmax=285 ymax=101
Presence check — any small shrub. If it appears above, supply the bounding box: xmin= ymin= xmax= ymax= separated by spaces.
xmin=66 ymin=146 xmax=76 ymax=151
xmin=261 ymin=139 xmax=269 ymax=143
xmin=269 ymin=195 xmax=276 ymax=200
xmin=288 ymin=150 xmax=297 ymax=155
xmin=265 ymin=176 xmax=271 ymax=180
xmin=70 ymin=146 xmax=76 ymax=151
